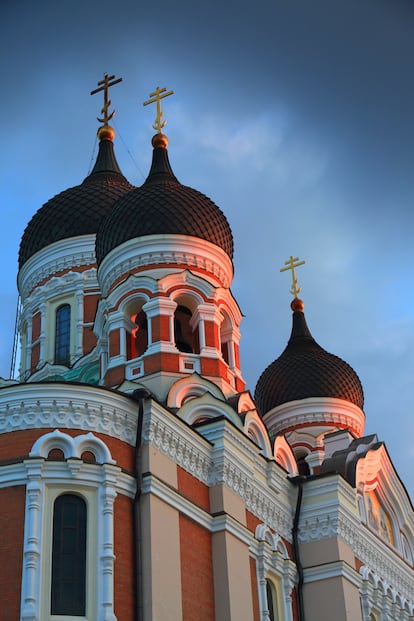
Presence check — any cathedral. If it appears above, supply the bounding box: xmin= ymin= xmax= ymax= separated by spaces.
xmin=0 ymin=75 xmax=413 ymax=621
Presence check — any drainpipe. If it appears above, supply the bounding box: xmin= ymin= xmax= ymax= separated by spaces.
xmin=131 ymin=388 xmax=151 ymax=621
xmin=291 ymin=476 xmax=306 ymax=621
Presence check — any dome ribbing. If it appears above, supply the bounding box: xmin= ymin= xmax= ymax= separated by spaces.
xmin=254 ymin=308 xmax=364 ymax=416
xmin=95 ymin=139 xmax=234 ymax=264
xmin=19 ymin=138 xmax=134 ymax=269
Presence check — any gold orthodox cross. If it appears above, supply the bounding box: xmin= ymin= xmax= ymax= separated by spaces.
xmin=280 ymin=255 xmax=306 ymax=298
xmin=91 ymin=73 xmax=123 ymax=125
xmin=143 ymin=86 xmax=174 ymax=133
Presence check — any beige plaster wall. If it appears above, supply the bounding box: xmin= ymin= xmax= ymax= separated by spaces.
xmin=140 ymin=494 xmax=183 ymax=621
xmin=212 ymin=530 xmax=253 ymax=620
xmin=303 ymin=575 xmax=363 ymax=621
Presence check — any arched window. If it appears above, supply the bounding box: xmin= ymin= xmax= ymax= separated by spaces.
xmin=127 ymin=309 xmax=148 ymax=359
xmin=174 ymin=305 xmax=199 ymax=353
xmin=51 ymin=494 xmax=87 ymax=616
xmin=266 ymin=579 xmax=276 ymax=620
xmin=296 ymin=451 xmax=310 ymax=476
xmin=54 ymin=304 xmax=71 ymax=366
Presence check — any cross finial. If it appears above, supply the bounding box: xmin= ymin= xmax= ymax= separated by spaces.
xmin=143 ymin=86 xmax=174 ymax=133
xmin=280 ymin=255 xmax=306 ymax=298
xmin=90 ymin=73 xmax=123 ymax=125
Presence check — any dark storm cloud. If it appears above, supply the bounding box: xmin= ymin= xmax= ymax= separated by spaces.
xmin=2 ymin=0 xmax=414 ymax=498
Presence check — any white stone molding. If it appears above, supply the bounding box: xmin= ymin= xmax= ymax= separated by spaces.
xmin=30 ymin=429 xmax=116 ymax=464
xmin=166 ymin=373 xmax=224 ymax=409
xmin=252 ymin=523 xmax=296 ymax=621
xmin=359 ymin=566 xmax=414 ymax=620
xmin=298 ymin=477 xmax=414 ymax=604
xmin=18 ymin=431 xmax=134 ymax=621
xmin=141 ymin=399 xmax=293 ymax=540
xmin=0 ymin=383 xmax=138 ymax=445
xmin=20 ymin=460 xmax=44 ymax=621
xmin=273 ymin=436 xmax=298 ymax=476
xmin=243 ymin=410 xmax=272 ymax=458
xmin=263 ymin=396 xmax=365 ymax=438
xmin=178 ymin=391 xmax=242 ymax=426
xmin=304 ymin=559 xmax=362 ymax=587
xmin=98 ymin=234 xmax=234 ymax=296
xmin=18 ymin=235 xmax=97 ymax=299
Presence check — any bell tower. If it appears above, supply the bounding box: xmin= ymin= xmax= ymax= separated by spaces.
xmin=94 ymin=87 xmax=245 ymax=399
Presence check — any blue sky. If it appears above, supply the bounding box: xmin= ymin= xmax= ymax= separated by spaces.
xmin=2 ymin=0 xmax=414 ymax=500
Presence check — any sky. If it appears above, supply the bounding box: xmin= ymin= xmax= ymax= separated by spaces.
xmin=1 ymin=0 xmax=414 ymax=500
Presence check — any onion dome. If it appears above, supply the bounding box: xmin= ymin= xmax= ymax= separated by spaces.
xmin=95 ymin=133 xmax=234 ymax=264
xmin=254 ymin=297 xmax=364 ymax=416
xmin=18 ymin=125 xmax=135 ymax=269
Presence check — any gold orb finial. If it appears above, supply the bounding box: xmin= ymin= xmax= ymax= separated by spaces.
xmin=291 ymin=297 xmax=305 ymax=312
xmin=97 ymin=124 xmax=115 ymax=142
xmin=152 ymin=133 xmax=168 ymax=148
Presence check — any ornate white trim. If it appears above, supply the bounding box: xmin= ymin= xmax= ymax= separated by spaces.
xmin=263 ymin=397 xmax=365 ymax=438
xmin=30 ymin=429 xmax=115 ymax=464
xmin=298 ymin=478 xmax=414 ymax=603
xmin=142 ymin=401 xmax=293 ymax=541
xmin=252 ymin=524 xmax=296 ymax=621
xmin=98 ymin=234 xmax=234 ymax=296
xmin=19 ymin=430 xmax=134 ymax=621
xmin=0 ymin=384 xmax=138 ymax=445
xmin=18 ymin=235 xmax=97 ymax=298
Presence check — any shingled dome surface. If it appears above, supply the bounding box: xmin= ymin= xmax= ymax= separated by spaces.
xmin=254 ymin=309 xmax=364 ymax=416
xmin=19 ymin=139 xmax=134 ymax=269
xmin=96 ymin=143 xmax=234 ymax=264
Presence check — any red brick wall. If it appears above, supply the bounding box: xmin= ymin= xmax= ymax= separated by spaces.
xmin=32 ymin=311 xmax=41 ymax=341
xmin=144 ymin=352 xmax=180 ymax=374
xmin=84 ymin=294 xmax=100 ymax=323
xmin=204 ymin=320 xmax=216 ymax=347
xmin=83 ymin=327 xmax=97 ymax=353
xmin=31 ymin=342 xmax=40 ymax=371
xmin=104 ymin=365 xmax=126 ymax=387
xmin=114 ymin=493 xmax=135 ymax=621
xmin=0 ymin=429 xmax=135 ymax=473
xmin=250 ymin=556 xmax=260 ymax=621
xmin=151 ymin=315 xmax=171 ymax=343
xmin=109 ymin=329 xmax=120 ymax=357
xmin=0 ymin=485 xmax=25 ymax=618
xmin=179 ymin=514 xmax=214 ymax=621
xmin=177 ymin=467 xmax=210 ymax=512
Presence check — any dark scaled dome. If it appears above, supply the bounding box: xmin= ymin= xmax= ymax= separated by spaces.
xmin=96 ymin=134 xmax=234 ymax=264
xmin=254 ymin=301 xmax=364 ymax=416
xmin=19 ymin=129 xmax=135 ymax=269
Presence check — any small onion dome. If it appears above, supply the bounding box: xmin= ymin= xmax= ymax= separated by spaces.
xmin=254 ymin=299 xmax=364 ymax=416
xmin=95 ymin=133 xmax=234 ymax=264
xmin=18 ymin=128 xmax=135 ymax=269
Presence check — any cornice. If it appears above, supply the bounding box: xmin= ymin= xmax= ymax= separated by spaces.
xmin=263 ymin=397 xmax=365 ymax=438
xmin=98 ymin=234 xmax=234 ymax=296
xmin=18 ymin=235 xmax=97 ymax=298
xmin=298 ymin=480 xmax=414 ymax=601
xmin=0 ymin=383 xmax=137 ymax=445
xmin=142 ymin=402 xmax=293 ymax=540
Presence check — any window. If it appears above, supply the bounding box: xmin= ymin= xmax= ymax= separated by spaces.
xmin=127 ymin=310 xmax=148 ymax=359
xmin=51 ymin=494 xmax=87 ymax=616
xmin=266 ymin=579 xmax=277 ymax=621
xmin=174 ymin=305 xmax=199 ymax=353
xmin=54 ymin=304 xmax=71 ymax=366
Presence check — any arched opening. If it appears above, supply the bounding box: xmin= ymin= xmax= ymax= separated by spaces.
xmin=126 ymin=306 xmax=148 ymax=360
xmin=220 ymin=311 xmax=233 ymax=365
xmin=54 ymin=304 xmax=71 ymax=366
xmin=174 ymin=305 xmax=199 ymax=353
xmin=296 ymin=451 xmax=310 ymax=476
xmin=51 ymin=494 xmax=87 ymax=616
xmin=266 ymin=579 xmax=277 ymax=621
